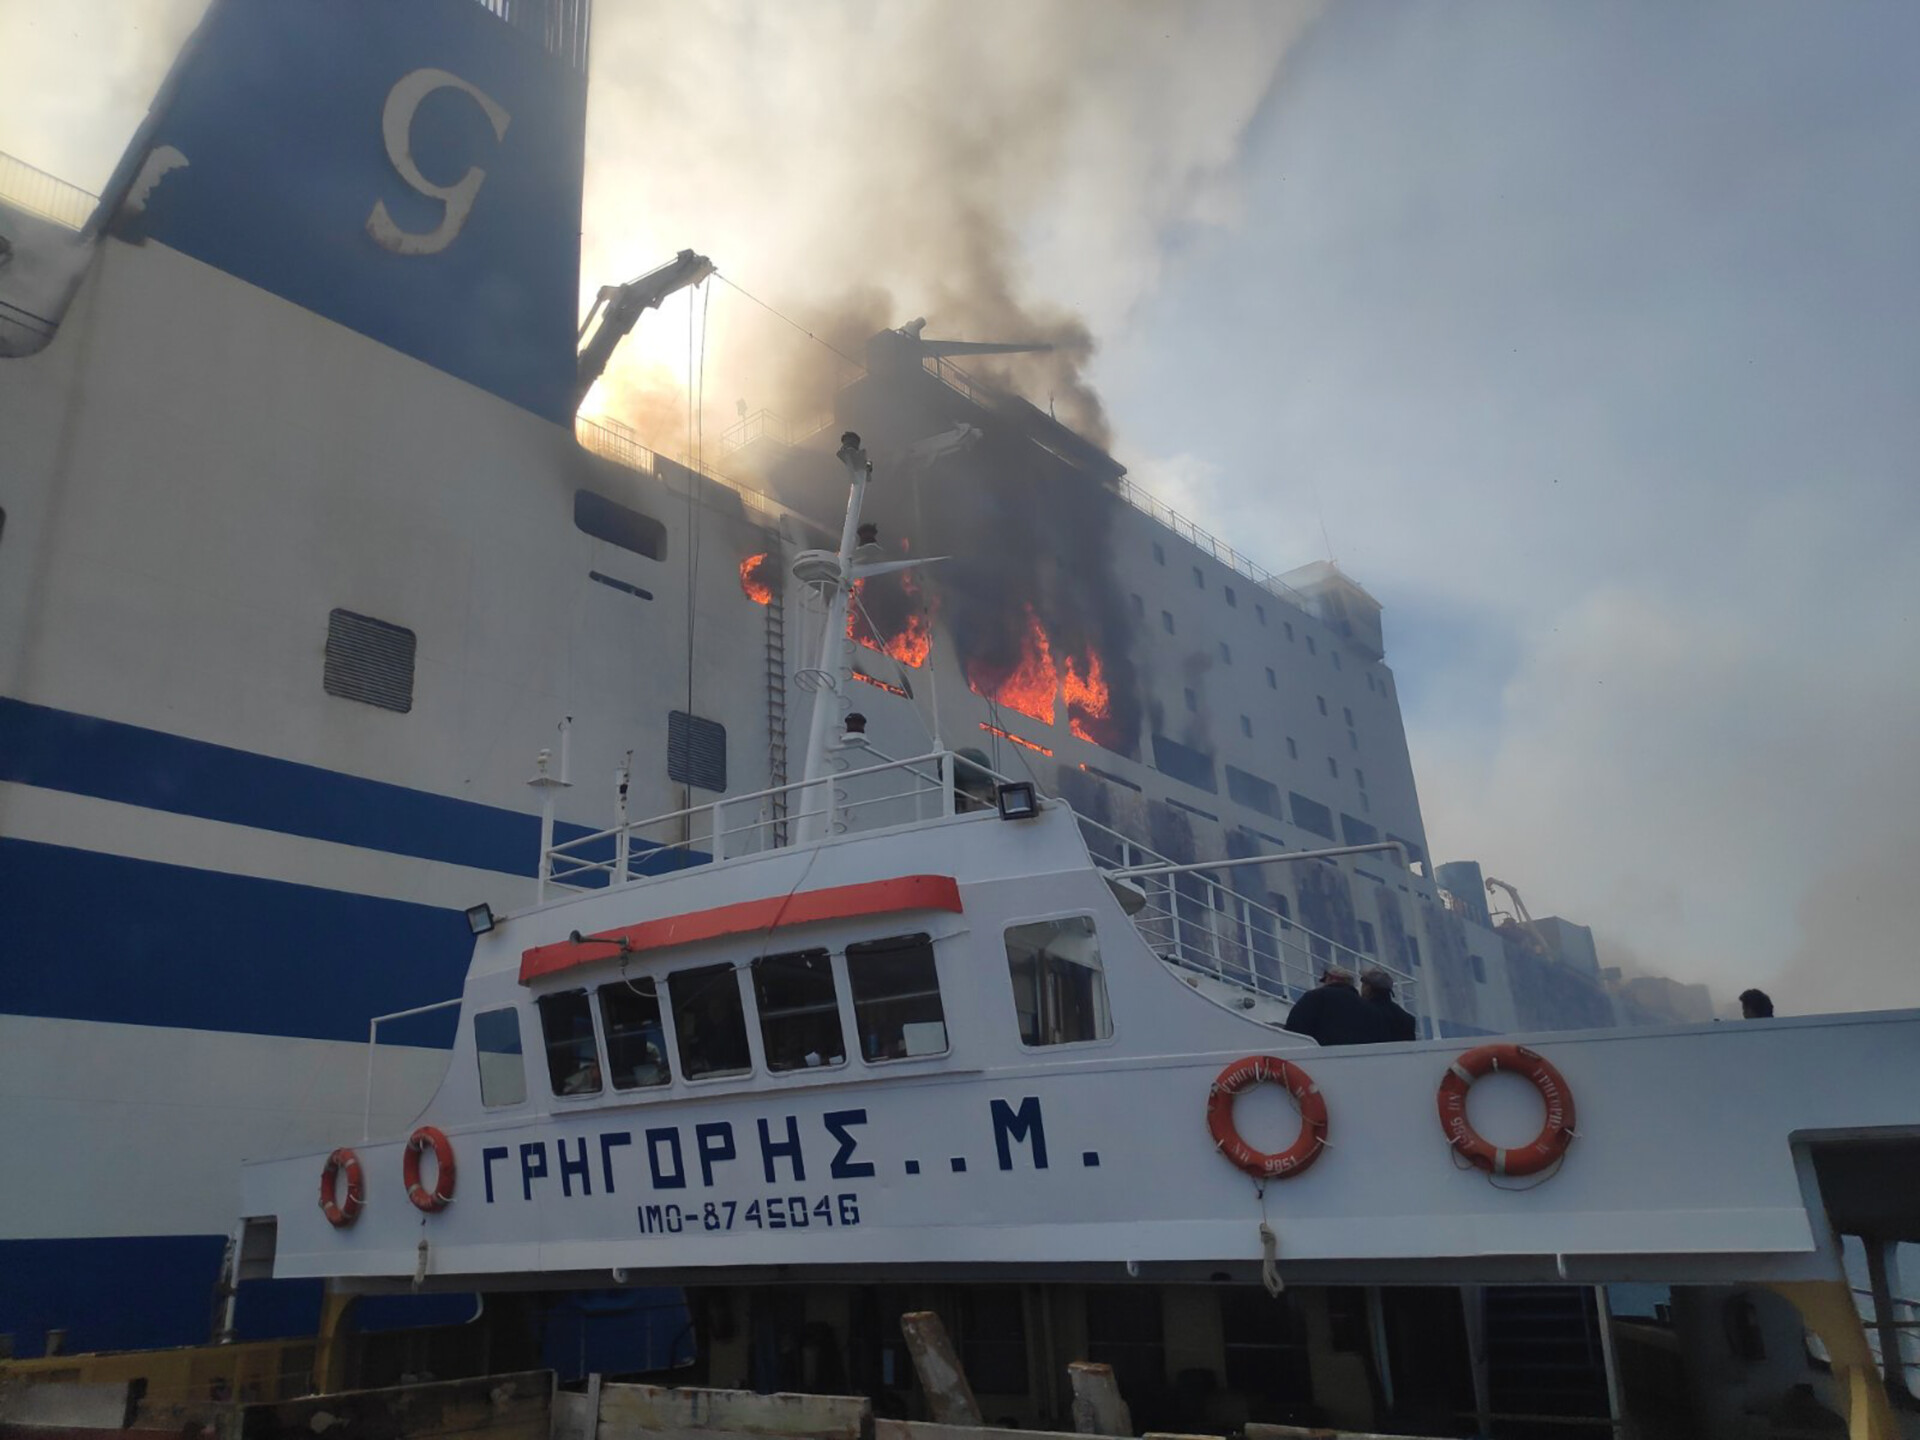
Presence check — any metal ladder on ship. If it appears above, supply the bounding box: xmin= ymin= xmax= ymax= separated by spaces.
xmin=762 ymin=530 xmax=789 ymax=845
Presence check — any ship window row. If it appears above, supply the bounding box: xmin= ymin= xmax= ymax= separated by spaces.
xmin=1137 ymin=538 xmax=1382 ymax=686
xmin=472 ymin=918 xmax=1113 ymax=1106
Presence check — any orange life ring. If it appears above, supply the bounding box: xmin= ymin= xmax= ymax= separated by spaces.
xmin=404 ymin=1126 xmax=457 ymax=1212
xmin=1436 ymin=1043 xmax=1576 ymax=1177
xmin=1206 ymin=1054 xmax=1329 ymax=1180
xmin=319 ymin=1147 xmax=365 ymax=1227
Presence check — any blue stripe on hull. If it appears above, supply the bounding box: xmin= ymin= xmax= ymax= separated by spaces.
xmin=0 ymin=697 xmax=705 ymax=885
xmin=1 ymin=839 xmax=468 ymax=1043
xmin=0 ymin=1235 xmax=320 ymax=1358
xmin=0 ymin=1238 xmax=672 ymax=1360
xmin=0 ymin=696 xmax=547 ymax=877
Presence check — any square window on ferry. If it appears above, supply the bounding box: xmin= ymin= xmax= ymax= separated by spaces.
xmin=536 ymin=989 xmax=602 ymax=1097
xmin=669 ymin=963 xmax=754 ymax=1080
xmin=753 ymin=948 xmax=847 ymax=1073
xmin=847 ymin=933 xmax=948 ymax=1062
xmin=1006 ymin=916 xmax=1113 ymax=1047
xmin=473 ymin=1006 xmax=526 ymax=1108
xmin=598 ymin=980 xmax=671 ymax=1090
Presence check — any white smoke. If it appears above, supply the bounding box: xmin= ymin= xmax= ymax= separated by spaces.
xmin=579 ymin=0 xmax=1321 ymax=449
xmin=0 ymin=0 xmax=208 ymax=191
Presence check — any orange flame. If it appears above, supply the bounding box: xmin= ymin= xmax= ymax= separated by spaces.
xmin=739 ymin=553 xmax=775 ymax=605
xmin=967 ymin=607 xmax=1121 ymax=748
xmin=979 ymin=721 xmax=1053 ymax=757
xmin=967 ymin=606 xmax=1057 ymax=725
xmin=852 ymin=669 xmax=910 ymax=698
xmin=848 ymin=560 xmax=932 ymax=668
xmin=1062 ymin=651 xmax=1110 ymax=744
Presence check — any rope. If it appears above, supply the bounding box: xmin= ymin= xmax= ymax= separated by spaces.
xmin=1260 ymin=1222 xmax=1281 ymax=1296
xmin=1257 ymin=1182 xmax=1282 ymax=1296
xmin=714 ymin=273 xmax=866 ymax=373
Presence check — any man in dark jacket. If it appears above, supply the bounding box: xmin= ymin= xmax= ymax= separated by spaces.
xmin=1361 ymin=966 xmax=1418 ymax=1041
xmin=1282 ymin=967 xmax=1380 ymax=1046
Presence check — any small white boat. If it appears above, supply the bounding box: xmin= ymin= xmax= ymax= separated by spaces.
xmin=239 ymin=436 xmax=1920 ymax=1316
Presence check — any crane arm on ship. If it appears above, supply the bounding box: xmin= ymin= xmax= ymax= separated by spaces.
xmin=1485 ymin=875 xmax=1552 ymax=957
xmin=573 ymin=248 xmax=716 ymax=412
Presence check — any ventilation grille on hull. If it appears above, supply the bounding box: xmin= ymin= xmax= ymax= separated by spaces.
xmin=324 ymin=609 xmax=416 ymax=713
xmin=668 ymin=710 xmax=727 ymax=792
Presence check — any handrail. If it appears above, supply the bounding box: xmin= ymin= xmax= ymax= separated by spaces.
xmin=538 ymin=735 xmax=1418 ymax=1024
xmin=363 ymin=998 xmax=462 ymax=1141
xmin=1077 ymin=815 xmax=1421 ymax=1020
xmin=574 ymin=415 xmax=797 ymax=528
xmin=540 ymin=748 xmax=1024 ymax=900
xmin=915 ymin=353 xmax=1314 ymax=613
xmin=1111 ymin=473 xmax=1311 ymax=610
xmin=0 ymin=150 xmax=97 ymax=229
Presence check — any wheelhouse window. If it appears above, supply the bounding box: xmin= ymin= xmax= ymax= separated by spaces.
xmin=536 ymin=989 xmax=602 ymax=1097
xmin=598 ymin=980 xmax=671 ymax=1090
xmin=668 ymin=963 xmax=753 ymax=1080
xmin=473 ymin=1006 xmax=526 ymax=1108
xmin=752 ymin=948 xmax=847 ymax=1072
xmin=846 ymin=933 xmax=947 ymax=1062
xmin=1006 ymin=916 xmax=1112 ymax=1047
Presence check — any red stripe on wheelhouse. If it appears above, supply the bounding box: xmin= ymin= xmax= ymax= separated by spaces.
xmin=519 ymin=874 xmax=964 ymax=984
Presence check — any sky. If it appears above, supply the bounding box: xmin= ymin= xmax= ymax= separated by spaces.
xmin=4 ymin=0 xmax=1918 ymax=1013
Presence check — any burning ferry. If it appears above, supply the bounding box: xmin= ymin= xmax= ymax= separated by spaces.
xmin=3 ymin=0 xmax=1916 ymax=1433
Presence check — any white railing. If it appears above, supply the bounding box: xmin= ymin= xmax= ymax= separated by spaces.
xmin=0 ymin=150 xmax=96 ymax=230
xmin=1111 ymin=474 xmax=1311 ymax=610
xmin=1078 ymin=815 xmax=1421 ymax=1019
xmin=718 ymin=406 xmax=833 ymax=455
xmin=1851 ymin=1285 xmax=1920 ymax=1399
xmin=915 ymin=353 xmax=1313 ymax=612
xmin=540 ymin=747 xmax=1015 ymax=900
xmin=362 ymin=998 xmax=463 ymax=1140
xmin=538 ymin=738 xmax=1419 ymax=1025
xmin=574 ymin=415 xmax=793 ymax=527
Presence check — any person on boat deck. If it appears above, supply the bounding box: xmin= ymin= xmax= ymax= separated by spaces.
xmin=1360 ymin=966 xmax=1417 ymax=1041
xmin=1739 ymin=987 xmax=1775 ymax=1019
xmin=1282 ymin=966 xmax=1379 ymax=1046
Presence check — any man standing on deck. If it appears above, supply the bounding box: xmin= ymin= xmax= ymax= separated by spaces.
xmin=1283 ymin=966 xmax=1379 ymax=1046
xmin=1361 ymin=966 xmax=1418 ymax=1041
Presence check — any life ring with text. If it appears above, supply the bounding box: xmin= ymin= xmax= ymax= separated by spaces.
xmin=404 ymin=1126 xmax=457 ymax=1212
xmin=319 ymin=1147 xmax=365 ymax=1227
xmin=1436 ymin=1044 xmax=1576 ymax=1177
xmin=1206 ymin=1055 xmax=1329 ymax=1180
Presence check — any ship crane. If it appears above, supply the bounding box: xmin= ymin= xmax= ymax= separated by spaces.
xmin=572 ymin=248 xmax=715 ymax=412
xmin=1484 ymin=874 xmax=1553 ymax=958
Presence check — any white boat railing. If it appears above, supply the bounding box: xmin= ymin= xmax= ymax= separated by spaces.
xmin=540 ymin=747 xmax=1016 ymax=899
xmin=362 ymin=997 xmax=463 ymax=1141
xmin=539 ymin=740 xmax=1416 ymax=1028
xmin=1850 ymin=1285 xmax=1920 ymax=1399
xmin=1076 ymin=815 xmax=1422 ymax=1021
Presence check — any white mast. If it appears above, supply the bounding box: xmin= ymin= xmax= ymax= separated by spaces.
xmin=790 ymin=432 xmax=872 ymax=843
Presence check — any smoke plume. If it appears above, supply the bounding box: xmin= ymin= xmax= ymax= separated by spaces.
xmin=579 ymin=1 xmax=1320 ymax=449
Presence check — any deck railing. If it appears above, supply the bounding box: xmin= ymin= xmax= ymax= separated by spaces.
xmin=718 ymin=406 xmax=834 ymax=455
xmin=1077 ymin=814 xmax=1422 ymax=1021
xmin=1110 ymin=474 xmax=1311 ymax=610
xmin=540 ymin=747 xmax=1006 ymax=899
xmin=0 ymin=150 xmax=97 ymax=229
xmin=575 ymin=415 xmax=793 ymax=527
xmin=915 ymin=353 xmax=1313 ymax=611
xmin=538 ymin=738 xmax=1417 ymax=1027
